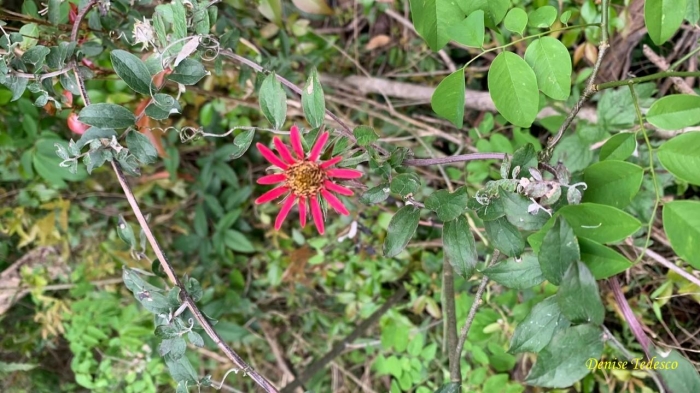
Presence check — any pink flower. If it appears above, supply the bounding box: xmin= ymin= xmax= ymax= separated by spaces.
xmin=255 ymin=125 xmax=362 ymax=234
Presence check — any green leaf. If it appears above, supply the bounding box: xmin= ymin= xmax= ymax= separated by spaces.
xmin=110 ymin=50 xmax=154 ymax=95
xmin=500 ymin=190 xmax=549 ymax=231
xmin=550 ymin=134 xmax=593 ymax=173
xmin=127 ymin=131 xmax=158 ymax=165
xmin=390 ymin=173 xmax=420 ymax=197
xmin=504 ymin=8 xmax=528 ymax=35
xmin=557 ymin=261 xmax=605 ymax=325
xmin=1 ymin=75 xmax=28 ymax=102
xmin=524 ymin=37 xmax=572 ymax=101
xmin=509 ymin=296 xmax=569 ymax=354
xmin=434 ymin=382 xmax=460 ymax=393
xmin=657 ymin=132 xmax=700 ymax=185
xmin=484 ymin=216 xmax=525 ymax=257
xmin=425 ymin=187 xmax=469 ymax=222
xmin=458 ymin=0 xmax=509 ymax=25
xmin=579 ymin=238 xmax=633 ymax=279
xmin=651 ymin=346 xmax=700 ymax=393
xmin=301 ymin=68 xmax=325 ymax=129
xmin=447 ymin=11 xmax=484 ymax=48
xmin=645 ymin=0 xmax=687 ymax=45
xmin=528 ymin=5 xmax=558 ymax=28
xmin=687 ymin=0 xmax=700 ymax=24
xmin=510 ymin=143 xmax=538 ymax=176
xmin=582 ymin=161 xmax=644 ymax=208
xmin=78 ymin=104 xmax=135 ymax=129
xmin=538 ymin=217 xmax=579 ymax=285
xmin=22 ymin=45 xmax=50 ymax=69
xmin=145 ymin=93 xmax=182 ymax=120
xmin=165 ymin=356 xmax=198 ymax=383
xmin=488 ymin=52 xmax=539 ymax=128
xmin=228 ymin=129 xmax=255 ymax=160
xmin=647 ymin=95 xmax=700 ymax=130
xmin=443 ymin=215 xmax=478 ymax=278
xmin=558 ymin=203 xmax=641 ymax=244
xmin=525 ymin=324 xmax=603 ymax=388
xmin=167 ymin=59 xmax=208 ymax=85
xmin=431 ymin=68 xmax=465 ymax=128
xmin=47 ymin=0 xmax=61 ymax=25
xmin=410 ymin=0 xmax=464 ymax=51
xmin=76 ymin=127 xmax=117 ymax=149
xmin=187 ymin=331 xmax=204 ymax=347
xmin=19 ymin=23 xmax=38 ymax=50
xmin=223 ymin=229 xmax=255 ymax=253
xmin=360 ymin=183 xmax=390 ymax=204
xmin=353 ymin=125 xmax=378 ymax=146
xmin=383 ymin=205 xmax=421 ymax=257
xmin=663 ymin=201 xmax=700 ymax=269
xmin=259 ymin=72 xmax=287 ymax=129
xmin=600 ymin=132 xmax=636 ymax=161
xmin=482 ymin=252 xmax=544 ymax=289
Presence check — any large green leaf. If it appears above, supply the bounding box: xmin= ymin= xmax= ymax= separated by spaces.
xmin=383 ymin=205 xmax=421 ymax=257
xmin=504 ymin=8 xmax=528 ymax=35
xmin=538 ymin=217 xmax=579 ymax=285
xmin=110 ymin=50 xmax=154 ymax=95
xmin=458 ymin=0 xmax=509 ymax=25
xmin=528 ymin=5 xmax=557 ymax=28
xmin=223 ymin=229 xmax=255 ymax=253
xmin=558 ymin=203 xmax=641 ymax=244
xmin=443 ymin=215 xmax=478 ymax=278
xmin=488 ymin=52 xmax=539 ymax=128
xmin=578 ymin=238 xmax=633 ymax=279
xmin=582 ymin=161 xmax=644 ymax=208
xmin=599 ymin=132 xmax=636 ymax=161
xmin=500 ymin=190 xmax=549 ymax=231
xmin=524 ymin=37 xmax=571 ymax=101
xmin=645 ymin=0 xmax=687 ymax=45
xmin=651 ymin=346 xmax=700 ymax=393
xmin=301 ymin=68 xmax=325 ymax=129
xmin=447 ymin=11 xmax=484 ymax=48
xmin=431 ymin=68 xmax=465 ymax=128
xmin=484 ymin=216 xmax=525 ymax=257
xmin=657 ymin=132 xmax=700 ymax=185
xmin=663 ymin=201 xmax=700 ymax=269
xmin=482 ymin=252 xmax=544 ymax=289
xmin=78 ymin=104 xmax=136 ymax=129
xmin=509 ymin=296 xmax=569 ymax=354
xmin=410 ymin=0 xmax=464 ymax=51
xmin=525 ymin=324 xmax=603 ymax=388
xmin=424 ymin=186 xmax=469 ymax=222
xmin=647 ymin=95 xmax=700 ymax=130
xmin=556 ymin=261 xmax=605 ymax=325
xmin=259 ymin=72 xmax=287 ymax=129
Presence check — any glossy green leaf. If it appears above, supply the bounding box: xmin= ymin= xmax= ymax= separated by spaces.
xmin=425 ymin=187 xmax=469 ymax=222
xmin=482 ymin=252 xmax=544 ymax=289
xmin=443 ymin=215 xmax=478 ymax=278
xmin=647 ymin=95 xmax=700 ymax=130
xmin=484 ymin=216 xmax=525 ymax=257
xmin=528 ymin=5 xmax=558 ymax=28
xmin=353 ymin=125 xmax=378 ymax=146
xmin=410 ymin=0 xmax=464 ymax=51
xmin=78 ymin=104 xmax=136 ymax=129
xmin=657 ymin=132 xmax=700 ymax=185
xmin=383 ymin=205 xmax=421 ymax=257
xmin=431 ymin=68 xmax=465 ymax=128
xmin=259 ymin=72 xmax=287 ymax=129
xmin=582 ymin=161 xmax=644 ymax=208
xmin=509 ymin=296 xmax=569 ymax=354
xmin=538 ymin=216 xmax=579 ymax=286
xmin=645 ymin=0 xmax=687 ymax=45
xmin=504 ymin=8 xmax=528 ymax=35
xmin=557 ymin=261 xmax=605 ymax=325
xmin=663 ymin=201 xmax=700 ymax=269
xmin=525 ymin=324 xmax=603 ymax=388
xmin=524 ymin=37 xmax=571 ymax=101
xmin=578 ymin=238 xmax=632 ymax=279
xmin=488 ymin=52 xmax=539 ymax=128
xmin=600 ymin=132 xmax=636 ymax=161
xmin=447 ymin=11 xmax=484 ymax=48
xmin=110 ymin=50 xmax=154 ymax=95
xmin=390 ymin=173 xmax=420 ymax=197
xmin=558 ymin=203 xmax=641 ymax=244
xmin=167 ymin=58 xmax=208 ymax=85
xmin=301 ymin=69 xmax=325 ymax=129
xmin=127 ymin=131 xmax=158 ymax=165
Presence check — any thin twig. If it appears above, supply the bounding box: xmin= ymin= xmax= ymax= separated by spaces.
xmin=608 ymin=277 xmax=652 ymax=359
xmin=404 ymin=153 xmax=505 ymax=166
xmin=642 ymin=45 xmax=696 ymax=94
xmin=595 ymin=71 xmax=700 ymax=91
xmin=9 ymin=67 xmax=73 ymax=81
xmin=639 ymin=247 xmax=700 ymax=288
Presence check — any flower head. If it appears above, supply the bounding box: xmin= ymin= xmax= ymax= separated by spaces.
xmin=255 ymin=125 xmax=362 ymax=234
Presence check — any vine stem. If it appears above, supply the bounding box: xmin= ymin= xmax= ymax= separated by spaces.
xmin=595 ymin=71 xmax=700 ymax=91
xmin=69 ymin=3 xmax=278 ymax=392
xmin=547 ymin=0 xmax=610 ymax=151
xmin=602 ymin=325 xmax=667 ymax=393
xmin=403 ymin=152 xmax=506 ymax=166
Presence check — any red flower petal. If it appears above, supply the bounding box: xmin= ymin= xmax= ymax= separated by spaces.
xmin=255 ymin=186 xmax=289 ymax=204
xmin=274 ymin=196 xmax=296 ymax=230
xmin=67 ymin=112 xmax=90 ymax=135
xmin=290 ymin=125 xmax=304 ymax=160
xmin=273 ymin=137 xmax=297 ymax=165
xmin=324 ymin=181 xmax=354 ymax=196
xmin=320 ymin=156 xmax=342 ymax=169
xmin=321 ymin=189 xmax=349 ymax=216
xmin=257 ymin=143 xmax=289 ymax=169
xmin=257 ymin=173 xmax=287 ymax=185
xmin=309 ymin=131 xmax=329 ymax=161
xmin=298 ymin=196 xmax=307 ymax=228
xmin=310 ymin=195 xmax=325 ymax=234
xmin=327 ymin=168 xmax=362 ymax=179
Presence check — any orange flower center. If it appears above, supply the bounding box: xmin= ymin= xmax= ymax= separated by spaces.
xmin=285 ymin=161 xmax=326 ymax=197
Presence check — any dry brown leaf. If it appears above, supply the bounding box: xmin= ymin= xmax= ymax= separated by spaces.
xmin=292 ymin=0 xmax=333 ymax=15
xmin=366 ymin=34 xmax=391 ymax=50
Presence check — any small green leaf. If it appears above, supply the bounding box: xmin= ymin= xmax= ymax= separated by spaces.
xmin=425 ymin=187 xmax=469 ymax=222
xmin=488 ymin=52 xmax=539 ymax=128
xmin=431 ymin=68 xmax=465 ymax=128
xmin=557 ymin=261 xmax=605 ymax=325
xmin=127 ymin=131 xmax=159 ymax=165
xmin=509 ymin=296 xmax=570 ymax=354
xmin=301 ymin=68 xmax=325 ymax=129
xmin=443 ymin=215 xmax=478 ymax=278
xmin=651 ymin=346 xmax=700 ymax=393
xmin=528 ymin=5 xmax=558 ymax=28
xmin=500 ymin=190 xmax=549 ymax=231
xmin=482 ymin=252 xmax=544 ymax=289
xmin=579 ymin=238 xmax=633 ymax=279
xmin=390 ymin=173 xmax=420 ymax=197
xmin=259 ymin=72 xmax=287 ymax=129
xmin=76 ymin=127 xmax=117 ymax=149
xmin=645 ymin=0 xmax=687 ymax=45
xmin=447 ymin=11 xmax=484 ymax=48
xmin=229 ymin=129 xmax=255 ymax=160
xmin=600 ymin=133 xmax=636 ymax=161
xmin=360 ymin=184 xmax=390 ymax=204
xmin=647 ymin=95 xmax=700 ymax=130
xmin=657 ymin=132 xmax=700 ymax=185
xmin=663 ymin=201 xmax=700 ymax=269
xmin=582 ymin=161 xmax=644 ymax=208
xmin=22 ymin=45 xmax=50 ymax=69
xmin=383 ymin=205 xmax=421 ymax=257
xmin=48 ymin=0 xmax=61 ymax=25
xmin=504 ymin=8 xmax=528 ymax=35
xmin=558 ymin=203 xmax=641 ymax=244
xmin=111 ymin=50 xmax=155 ymax=95
xmin=524 ymin=37 xmax=572 ymax=101
xmin=434 ymin=382 xmax=460 ymax=393
xmin=353 ymin=125 xmax=379 ymax=146
xmin=223 ymin=229 xmax=255 ymax=253
xmin=167 ymin=58 xmax=208 ymax=85
xmin=187 ymin=331 xmax=204 ymax=347
xmin=538 ymin=216 xmax=579 ymax=285
xmin=484 ymin=216 xmax=524 ymax=257
xmin=458 ymin=0 xmax=509 ymax=25
xmin=165 ymin=356 xmax=198 ymax=383
xmin=78 ymin=104 xmax=135 ymax=129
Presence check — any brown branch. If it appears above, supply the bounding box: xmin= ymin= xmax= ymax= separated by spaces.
xmin=642 ymin=45 xmax=696 ymax=94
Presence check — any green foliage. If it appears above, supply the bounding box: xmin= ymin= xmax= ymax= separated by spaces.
xmin=488 ymin=52 xmax=539 ymax=128
xmin=645 ymin=0 xmax=687 ymax=45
